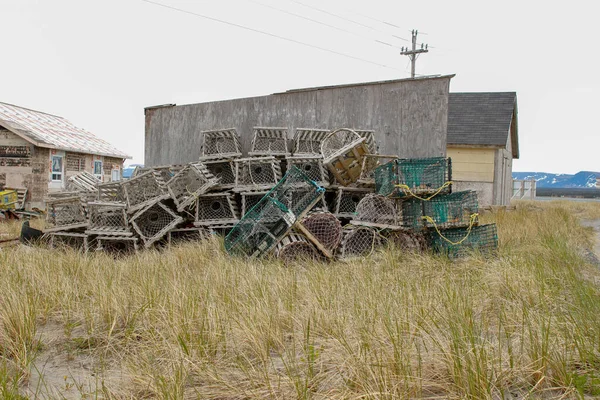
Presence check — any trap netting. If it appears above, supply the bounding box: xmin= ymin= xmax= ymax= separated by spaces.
xmin=200 ymin=128 xmax=242 ymax=160
xmin=249 ymin=127 xmax=290 ymax=156
xmin=322 ymin=128 xmax=369 ymax=186
xmin=298 ymin=211 xmax=342 ymax=254
xmin=241 ymin=191 xmax=268 ymax=218
xmin=130 ymin=201 xmax=183 ymax=248
xmin=122 ymin=170 xmax=168 ymax=213
xmin=195 ymin=193 xmax=239 ymax=226
xmin=97 ymin=181 xmax=125 ymax=203
xmin=358 ymin=155 xmax=398 ymax=186
xmin=224 ymin=166 xmax=325 ymax=258
xmin=422 ymin=190 xmax=479 ymax=230
xmin=166 ymin=227 xmax=211 ymax=245
xmin=353 ymin=194 xmax=400 ymax=228
xmin=375 ymin=157 xmax=452 ymax=198
xmin=275 ymin=234 xmax=320 ymax=262
xmin=333 ymin=187 xmax=373 ymax=218
xmin=204 ymin=159 xmax=236 ymax=190
xmin=234 ymin=156 xmax=282 ymax=190
xmin=338 ymin=226 xmax=384 ymax=259
xmin=428 ymin=223 xmax=498 ymax=258
xmin=49 ymin=232 xmax=89 ymax=251
xmin=286 ymin=156 xmax=328 ymax=187
xmin=292 ymin=128 xmax=330 ymax=156
xmin=86 ymin=202 xmax=131 ymax=236
xmin=382 ymin=230 xmax=427 ymax=252
xmin=45 ymin=196 xmax=88 ymax=232
xmin=166 ymin=163 xmax=218 ymax=212
xmin=96 ymin=236 xmax=139 ymax=254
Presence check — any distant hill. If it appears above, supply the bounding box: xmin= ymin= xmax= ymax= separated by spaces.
xmin=512 ymin=171 xmax=600 ymax=188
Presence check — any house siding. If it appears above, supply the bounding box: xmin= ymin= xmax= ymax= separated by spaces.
xmin=447 ymin=146 xmax=495 ymax=206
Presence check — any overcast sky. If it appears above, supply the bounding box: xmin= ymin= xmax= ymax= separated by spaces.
xmin=2 ymin=0 xmax=598 ymax=173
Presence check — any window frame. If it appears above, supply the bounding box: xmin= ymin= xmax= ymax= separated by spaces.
xmin=93 ymin=160 xmax=103 ymax=177
xmin=51 ymin=155 xmax=63 ymax=182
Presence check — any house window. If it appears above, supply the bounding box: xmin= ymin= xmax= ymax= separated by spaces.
xmin=111 ymin=169 xmax=121 ymax=182
xmin=94 ymin=160 xmax=103 ymax=177
xmin=51 ymin=155 xmax=63 ymax=181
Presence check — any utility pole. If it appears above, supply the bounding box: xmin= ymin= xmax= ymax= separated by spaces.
xmin=401 ymin=30 xmax=428 ymax=78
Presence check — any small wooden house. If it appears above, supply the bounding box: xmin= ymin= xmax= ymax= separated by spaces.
xmin=0 ymin=102 xmax=130 ymax=208
xmin=447 ymin=92 xmax=519 ymax=206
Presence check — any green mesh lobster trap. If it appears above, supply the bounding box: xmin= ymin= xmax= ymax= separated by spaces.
xmin=224 ymin=166 xmax=325 ymax=258
xmin=428 ymin=223 xmax=498 ymax=258
xmin=422 ymin=190 xmax=479 ymax=230
xmin=375 ymin=157 xmax=452 ymax=198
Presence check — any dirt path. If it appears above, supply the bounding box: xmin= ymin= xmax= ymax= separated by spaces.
xmin=581 ymin=219 xmax=600 ymax=266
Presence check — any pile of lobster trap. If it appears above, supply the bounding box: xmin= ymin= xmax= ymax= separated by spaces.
xmin=42 ymin=127 xmax=498 ymax=259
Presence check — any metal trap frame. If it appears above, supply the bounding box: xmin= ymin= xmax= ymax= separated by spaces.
xmin=275 ymin=233 xmax=320 ymax=262
xmin=224 ymin=166 xmax=325 ymax=258
xmin=48 ymin=232 xmax=90 ymax=251
xmin=422 ymin=190 xmax=479 ymax=230
xmin=338 ymin=225 xmax=384 ymax=259
xmin=292 ymin=128 xmax=330 ymax=156
xmin=357 ymin=154 xmax=398 ymax=187
xmin=121 ymin=170 xmax=169 ymax=213
xmin=194 ymin=192 xmax=239 ymax=227
xmin=199 ymin=128 xmax=242 ymax=160
xmin=332 ymin=186 xmax=373 ymax=219
xmin=234 ymin=156 xmax=282 ymax=191
xmin=322 ymin=128 xmax=369 ymax=186
xmin=85 ymin=202 xmax=132 ymax=237
xmin=375 ymin=157 xmax=452 ymax=198
xmin=285 ymin=156 xmax=329 ymax=187
xmin=428 ymin=223 xmax=498 ymax=258
xmin=130 ymin=200 xmax=184 ymax=248
xmin=45 ymin=196 xmax=88 ymax=232
xmin=249 ymin=127 xmax=290 ymax=157
xmin=166 ymin=162 xmax=219 ymax=212
xmin=203 ymin=159 xmax=236 ymax=190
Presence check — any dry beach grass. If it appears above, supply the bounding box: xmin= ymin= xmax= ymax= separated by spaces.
xmin=0 ymin=200 xmax=599 ymax=398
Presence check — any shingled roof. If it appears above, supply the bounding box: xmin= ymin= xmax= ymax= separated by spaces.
xmin=0 ymin=102 xmax=130 ymax=159
xmin=448 ymin=92 xmax=518 ymax=158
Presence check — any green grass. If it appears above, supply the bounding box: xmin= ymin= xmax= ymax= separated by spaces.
xmin=0 ymin=201 xmax=599 ymax=398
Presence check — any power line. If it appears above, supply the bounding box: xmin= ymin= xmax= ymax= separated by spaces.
xmin=245 ymin=0 xmax=399 ymax=49
xmin=140 ymin=0 xmax=401 ymax=71
xmin=288 ymin=0 xmax=411 ymax=42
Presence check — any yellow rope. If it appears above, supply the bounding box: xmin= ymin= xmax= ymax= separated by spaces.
xmin=394 ymin=181 xmax=453 ymax=201
xmin=423 ymin=213 xmax=479 ymax=245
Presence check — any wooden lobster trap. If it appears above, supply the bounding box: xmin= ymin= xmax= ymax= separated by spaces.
xmin=85 ymin=202 xmax=132 ymax=237
xmin=332 ymin=186 xmax=373 ymax=219
xmin=352 ymin=193 xmax=402 ymax=229
xmin=295 ymin=211 xmax=342 ymax=259
xmin=95 ymin=236 xmax=139 ymax=254
xmin=48 ymin=232 xmax=91 ymax=252
xmin=234 ymin=156 xmax=282 ymax=191
xmin=285 ymin=156 xmax=329 ymax=187
xmin=357 ymin=154 xmax=398 ymax=187
xmin=199 ymin=128 xmax=242 ymax=160
xmin=248 ymin=127 xmax=290 ymax=157
xmin=321 ymin=128 xmax=369 ymax=186
xmin=66 ymin=171 xmax=100 ymax=193
xmin=165 ymin=162 xmax=218 ymax=212
xmin=292 ymin=128 xmax=330 ymax=156
xmin=45 ymin=196 xmax=88 ymax=232
xmin=130 ymin=200 xmax=183 ymax=248
xmin=274 ymin=233 xmax=320 ymax=262
xmin=121 ymin=170 xmax=169 ymax=213
xmin=338 ymin=225 xmax=384 ymax=259
xmin=354 ymin=129 xmax=378 ymax=154
xmin=97 ymin=181 xmax=125 ymax=203
xmin=194 ymin=192 xmax=239 ymax=227
xmin=203 ymin=159 xmax=236 ymax=190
